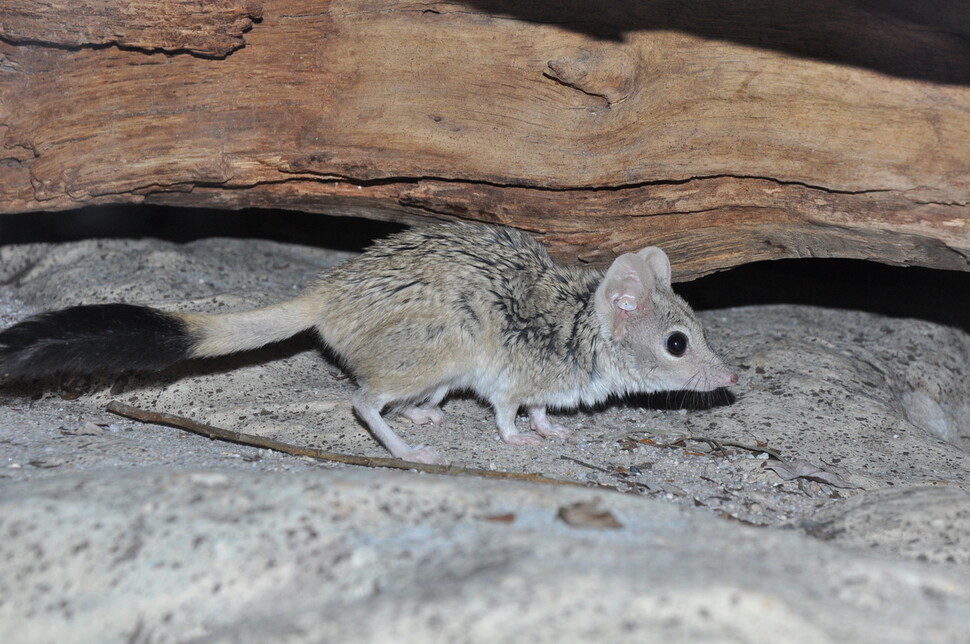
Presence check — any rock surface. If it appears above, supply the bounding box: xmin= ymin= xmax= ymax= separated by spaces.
xmin=1 ymin=236 xmax=969 ymax=642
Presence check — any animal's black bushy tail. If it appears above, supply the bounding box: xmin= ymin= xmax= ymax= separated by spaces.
xmin=0 ymin=296 xmax=322 ymax=380
xmin=0 ymin=304 xmax=195 ymax=379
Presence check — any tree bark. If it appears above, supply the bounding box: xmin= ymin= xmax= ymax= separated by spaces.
xmin=1 ymin=0 xmax=967 ymax=279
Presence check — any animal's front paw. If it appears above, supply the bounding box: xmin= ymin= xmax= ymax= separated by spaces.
xmin=534 ymin=422 xmax=572 ymax=440
xmin=527 ymin=407 xmax=572 ymax=440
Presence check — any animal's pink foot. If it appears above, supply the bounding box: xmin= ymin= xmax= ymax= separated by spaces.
xmin=399 ymin=445 xmax=448 ymax=465
xmin=534 ymin=421 xmax=571 ymax=439
xmin=528 ymin=407 xmax=572 ymax=439
xmin=401 ymin=405 xmax=446 ymax=425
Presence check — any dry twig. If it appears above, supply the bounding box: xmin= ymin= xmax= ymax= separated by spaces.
xmin=633 ymin=432 xmax=785 ymax=461
xmin=105 ymin=401 xmax=585 ymax=488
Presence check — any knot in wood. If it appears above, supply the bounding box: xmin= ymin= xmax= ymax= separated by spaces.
xmin=545 ymin=48 xmax=638 ymax=106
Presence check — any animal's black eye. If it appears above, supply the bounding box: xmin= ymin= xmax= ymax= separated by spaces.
xmin=665 ymin=331 xmax=689 ymax=357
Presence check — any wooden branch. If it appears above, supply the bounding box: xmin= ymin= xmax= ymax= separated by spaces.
xmin=1 ymin=0 xmax=967 ymax=278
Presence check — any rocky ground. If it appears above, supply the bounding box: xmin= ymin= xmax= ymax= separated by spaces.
xmin=1 ymin=233 xmax=968 ymax=643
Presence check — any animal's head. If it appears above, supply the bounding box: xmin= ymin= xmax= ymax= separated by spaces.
xmin=595 ymin=247 xmax=738 ymax=393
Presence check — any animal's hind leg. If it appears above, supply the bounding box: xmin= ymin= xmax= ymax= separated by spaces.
xmin=352 ymin=388 xmax=446 ymax=465
xmin=400 ymin=385 xmax=449 ymax=426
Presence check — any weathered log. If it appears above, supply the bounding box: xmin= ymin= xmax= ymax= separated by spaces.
xmin=0 ymin=0 xmax=262 ymax=57
xmin=1 ymin=0 xmax=967 ymax=279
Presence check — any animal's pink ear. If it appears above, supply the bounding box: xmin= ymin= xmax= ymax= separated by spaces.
xmin=595 ymin=254 xmax=657 ymax=338
xmin=636 ymin=247 xmax=671 ymax=287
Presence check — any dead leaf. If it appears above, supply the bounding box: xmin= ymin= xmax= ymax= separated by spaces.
xmin=763 ymin=459 xmax=861 ymax=489
xmin=484 ymin=513 xmax=516 ymax=524
xmin=557 ymin=501 xmax=623 ymax=529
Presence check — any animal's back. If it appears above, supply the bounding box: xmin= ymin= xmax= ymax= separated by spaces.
xmin=311 ymin=223 xmax=600 ymax=401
